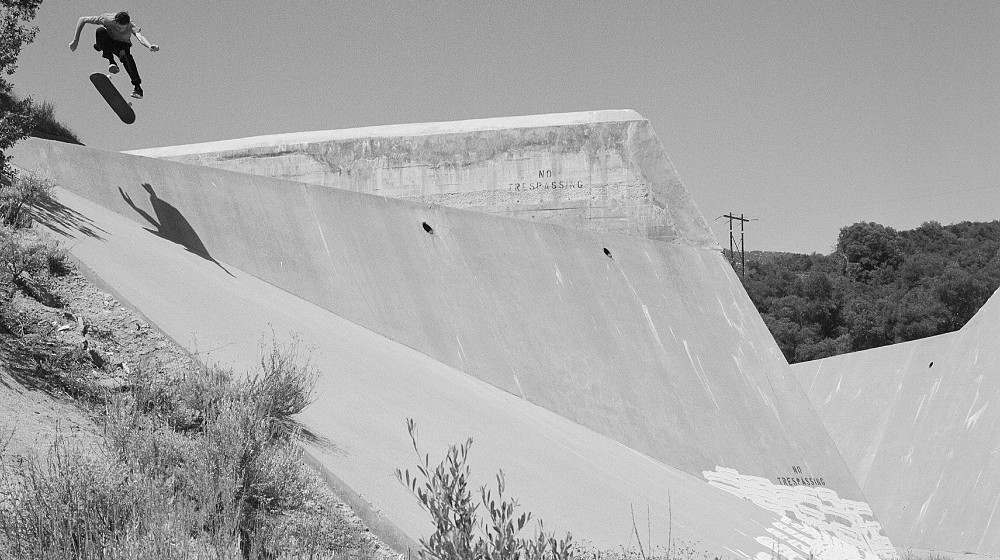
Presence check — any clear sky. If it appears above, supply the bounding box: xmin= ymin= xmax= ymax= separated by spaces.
xmin=10 ymin=1 xmax=999 ymax=254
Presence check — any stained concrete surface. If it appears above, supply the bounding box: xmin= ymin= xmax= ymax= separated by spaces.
xmin=12 ymin=131 xmax=895 ymax=560
xmin=126 ymin=110 xmax=714 ymax=246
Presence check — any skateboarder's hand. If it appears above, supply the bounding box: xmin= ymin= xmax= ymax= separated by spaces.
xmin=69 ymin=39 xmax=78 ymax=51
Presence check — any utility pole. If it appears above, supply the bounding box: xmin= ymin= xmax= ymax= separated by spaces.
xmin=722 ymin=213 xmax=753 ymax=277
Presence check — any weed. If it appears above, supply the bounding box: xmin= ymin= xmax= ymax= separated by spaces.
xmin=0 ymin=170 xmax=53 ymax=228
xmin=0 ymin=92 xmax=82 ymax=145
xmin=396 ymin=418 xmax=574 ymax=560
xmin=28 ymin=99 xmax=82 ymax=144
xmin=0 ymin=225 xmax=67 ymax=322
xmin=0 ymin=340 xmax=345 ymax=559
xmin=0 ymin=435 xmax=150 ymax=559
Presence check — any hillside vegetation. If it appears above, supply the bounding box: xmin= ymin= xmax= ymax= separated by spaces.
xmin=736 ymin=220 xmax=1000 ymax=363
xmin=0 ymin=92 xmax=82 ymax=145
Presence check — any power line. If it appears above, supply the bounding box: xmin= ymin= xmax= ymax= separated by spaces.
xmin=717 ymin=213 xmax=758 ymax=277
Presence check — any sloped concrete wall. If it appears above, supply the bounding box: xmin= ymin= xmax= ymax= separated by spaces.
xmin=14 ymin=137 xmax=896 ymax=558
xmin=127 ymin=110 xmax=715 ymax=246
xmin=23 ymin=185 xmax=890 ymax=559
xmin=793 ymin=291 xmax=1000 ymax=555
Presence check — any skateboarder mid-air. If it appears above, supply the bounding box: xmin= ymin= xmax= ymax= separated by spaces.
xmin=69 ymin=11 xmax=158 ymax=99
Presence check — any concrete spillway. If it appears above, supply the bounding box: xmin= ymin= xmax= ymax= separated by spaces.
xmin=12 ymin=111 xmax=896 ymax=560
xmin=793 ymin=289 xmax=1000 ymax=556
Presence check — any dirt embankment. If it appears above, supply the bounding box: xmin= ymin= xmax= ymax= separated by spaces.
xmin=0 ymin=259 xmax=397 ymax=559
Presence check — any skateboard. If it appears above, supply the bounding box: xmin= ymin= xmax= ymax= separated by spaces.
xmin=89 ymin=72 xmax=135 ymax=124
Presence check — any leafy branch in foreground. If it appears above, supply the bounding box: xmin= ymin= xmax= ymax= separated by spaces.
xmin=396 ymin=418 xmax=574 ymax=560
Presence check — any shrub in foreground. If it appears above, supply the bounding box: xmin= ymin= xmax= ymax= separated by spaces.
xmin=0 ymin=225 xmax=69 ymax=334
xmin=396 ymin=419 xmax=575 ymax=560
xmin=0 ymin=170 xmax=54 ymax=228
xmin=0 ymin=341 xmax=322 ymax=559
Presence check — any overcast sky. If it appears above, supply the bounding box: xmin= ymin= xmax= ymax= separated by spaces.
xmin=11 ymin=1 xmax=999 ymax=254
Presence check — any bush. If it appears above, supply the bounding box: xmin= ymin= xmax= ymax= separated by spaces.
xmin=0 ymin=170 xmax=53 ymax=228
xmin=0 ymin=92 xmax=81 ymax=146
xmin=0 ymin=438 xmax=153 ymax=559
xmin=2 ymin=342 xmax=322 ymax=559
xmin=396 ymin=419 xmax=575 ymax=560
xmin=0 ymin=226 xmax=68 ymax=333
xmin=27 ymin=99 xmax=82 ymax=144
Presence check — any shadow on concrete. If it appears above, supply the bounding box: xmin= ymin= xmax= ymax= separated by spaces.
xmin=120 ymin=184 xmax=234 ymax=277
xmin=31 ymin=196 xmax=107 ymax=240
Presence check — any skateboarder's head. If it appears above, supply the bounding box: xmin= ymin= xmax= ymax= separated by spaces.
xmin=114 ymin=11 xmax=130 ymax=25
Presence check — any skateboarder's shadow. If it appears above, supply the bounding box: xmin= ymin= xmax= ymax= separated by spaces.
xmin=120 ymin=184 xmax=233 ymax=277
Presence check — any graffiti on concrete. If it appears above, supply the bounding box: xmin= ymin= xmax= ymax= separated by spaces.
xmin=703 ymin=467 xmax=897 ymax=560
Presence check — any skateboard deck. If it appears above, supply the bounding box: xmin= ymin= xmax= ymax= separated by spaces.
xmin=89 ymin=72 xmax=135 ymax=124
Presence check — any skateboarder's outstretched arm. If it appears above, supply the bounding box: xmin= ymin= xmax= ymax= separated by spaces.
xmin=132 ymin=29 xmax=159 ymax=52
xmin=68 ymin=12 xmax=158 ymax=52
xmin=68 ymin=16 xmax=100 ymax=51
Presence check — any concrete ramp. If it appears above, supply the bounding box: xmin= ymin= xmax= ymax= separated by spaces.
xmin=126 ymin=110 xmax=714 ymax=245
xmin=793 ymin=291 xmax=1000 ymax=555
xmin=12 ymin=135 xmax=895 ymax=559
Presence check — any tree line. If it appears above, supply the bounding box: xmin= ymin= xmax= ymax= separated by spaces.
xmin=734 ymin=220 xmax=1000 ymax=363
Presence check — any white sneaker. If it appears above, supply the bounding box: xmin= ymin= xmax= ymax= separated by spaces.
xmin=108 ymin=63 xmax=120 ymax=74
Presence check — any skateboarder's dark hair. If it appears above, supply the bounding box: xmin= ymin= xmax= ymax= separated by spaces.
xmin=114 ymin=11 xmax=130 ymax=24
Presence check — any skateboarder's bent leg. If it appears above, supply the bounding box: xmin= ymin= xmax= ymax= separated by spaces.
xmin=94 ymin=27 xmax=118 ymax=66
xmin=94 ymin=27 xmax=143 ymax=95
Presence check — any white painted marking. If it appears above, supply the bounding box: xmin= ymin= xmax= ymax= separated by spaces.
xmin=929 ymin=377 xmax=943 ymax=400
xmin=511 ymin=370 xmax=525 ymax=398
xmin=683 ymin=340 xmax=719 ymax=409
xmin=979 ymin=493 xmax=1000 ymax=550
xmin=304 ymin=190 xmax=335 ymax=261
xmin=809 ymin=360 xmax=829 ymax=394
xmin=965 ymin=386 xmax=982 ymax=420
xmin=703 ymin=467 xmax=897 ymax=560
xmin=456 ymin=335 xmax=467 ymax=368
xmin=717 ymin=295 xmax=742 ymax=333
xmin=696 ymin=354 xmax=721 ymax=410
xmin=966 ymin=402 xmax=988 ymax=429
xmin=642 ymin=304 xmax=665 ymax=350
xmin=917 ymin=473 xmax=945 ymax=523
xmin=913 ymin=394 xmax=926 ymax=427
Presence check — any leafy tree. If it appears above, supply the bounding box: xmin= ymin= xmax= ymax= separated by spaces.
xmin=0 ymin=0 xmax=43 ymax=186
xmin=933 ymin=262 xmax=992 ymax=330
xmin=841 ymin=295 xmax=896 ymax=351
xmin=837 ymin=222 xmax=903 ymax=284
xmin=739 ymin=221 xmax=1000 ymax=362
xmin=893 ymin=287 xmax=949 ymax=341
xmin=898 ymin=252 xmax=947 ymax=290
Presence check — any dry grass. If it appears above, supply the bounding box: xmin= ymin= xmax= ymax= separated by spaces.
xmin=0 ymin=231 xmax=390 ymax=559
xmin=0 ymin=345 xmax=339 ymax=559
